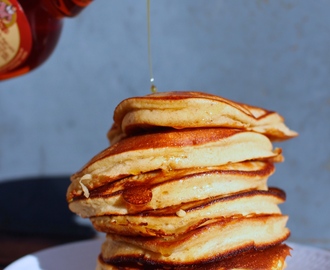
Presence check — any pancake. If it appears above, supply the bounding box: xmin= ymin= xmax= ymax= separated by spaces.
xmin=66 ymin=91 xmax=296 ymax=270
xmin=99 ymin=215 xmax=289 ymax=264
xmin=109 ymin=91 xmax=297 ymax=144
xmin=91 ymin=188 xmax=285 ymax=236
xmin=68 ymin=161 xmax=274 ymax=217
xmin=96 ymin=243 xmax=291 ymax=269
xmin=69 ymin=128 xmax=282 ymax=200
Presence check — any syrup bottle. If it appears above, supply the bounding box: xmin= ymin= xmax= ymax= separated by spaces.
xmin=0 ymin=0 xmax=93 ymax=81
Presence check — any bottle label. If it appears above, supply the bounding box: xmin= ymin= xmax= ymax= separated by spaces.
xmin=0 ymin=0 xmax=32 ymax=72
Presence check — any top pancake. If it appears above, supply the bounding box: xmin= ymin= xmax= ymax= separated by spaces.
xmin=109 ymin=91 xmax=297 ymax=144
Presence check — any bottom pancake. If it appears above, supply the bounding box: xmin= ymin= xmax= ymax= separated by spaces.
xmin=96 ymin=243 xmax=291 ymax=270
xmin=99 ymin=215 xmax=289 ymax=265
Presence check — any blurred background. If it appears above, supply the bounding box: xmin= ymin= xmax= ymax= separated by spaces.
xmin=0 ymin=0 xmax=329 ymax=255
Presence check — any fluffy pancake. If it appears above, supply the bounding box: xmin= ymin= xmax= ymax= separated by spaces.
xmin=96 ymin=243 xmax=291 ymax=270
xmin=66 ymin=91 xmax=296 ymax=270
xmin=91 ymin=188 xmax=285 ymax=236
xmin=109 ymin=91 xmax=297 ymax=144
xmin=68 ymin=161 xmax=274 ymax=217
xmin=69 ymin=128 xmax=282 ymax=201
xmin=99 ymin=215 xmax=289 ymax=265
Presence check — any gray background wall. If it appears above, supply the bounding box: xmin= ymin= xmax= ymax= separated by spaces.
xmin=1 ymin=0 xmax=329 ymax=250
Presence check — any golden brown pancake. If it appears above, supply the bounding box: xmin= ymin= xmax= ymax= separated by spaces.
xmin=91 ymin=188 xmax=285 ymax=237
xmin=68 ymin=161 xmax=275 ymax=217
xmin=99 ymin=215 xmax=289 ymax=265
xmin=109 ymin=91 xmax=297 ymax=144
xmin=96 ymin=243 xmax=291 ymax=269
xmin=68 ymin=160 xmax=274 ymax=203
xmin=69 ymin=128 xmax=282 ymax=201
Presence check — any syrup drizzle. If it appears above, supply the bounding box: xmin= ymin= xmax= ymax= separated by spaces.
xmin=147 ymin=0 xmax=157 ymax=93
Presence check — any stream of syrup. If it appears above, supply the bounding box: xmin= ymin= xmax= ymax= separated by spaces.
xmin=147 ymin=0 xmax=157 ymax=93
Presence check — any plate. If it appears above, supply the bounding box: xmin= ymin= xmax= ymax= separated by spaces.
xmin=4 ymin=239 xmax=330 ymax=270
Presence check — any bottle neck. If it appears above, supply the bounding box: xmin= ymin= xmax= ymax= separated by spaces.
xmin=41 ymin=0 xmax=93 ymax=18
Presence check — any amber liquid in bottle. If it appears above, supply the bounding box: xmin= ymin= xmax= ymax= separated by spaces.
xmin=0 ymin=0 xmax=92 ymax=81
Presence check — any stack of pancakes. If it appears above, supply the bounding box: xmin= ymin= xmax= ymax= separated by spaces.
xmin=67 ymin=91 xmax=297 ymax=269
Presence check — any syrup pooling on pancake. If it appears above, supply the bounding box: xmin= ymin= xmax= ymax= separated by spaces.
xmin=66 ymin=91 xmax=297 ymax=270
xmin=69 ymin=128 xmax=281 ymax=200
xmin=68 ymin=161 xmax=274 ymax=217
xmin=90 ymin=188 xmax=285 ymax=237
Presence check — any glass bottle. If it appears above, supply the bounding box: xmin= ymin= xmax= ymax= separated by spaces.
xmin=0 ymin=0 xmax=93 ymax=81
